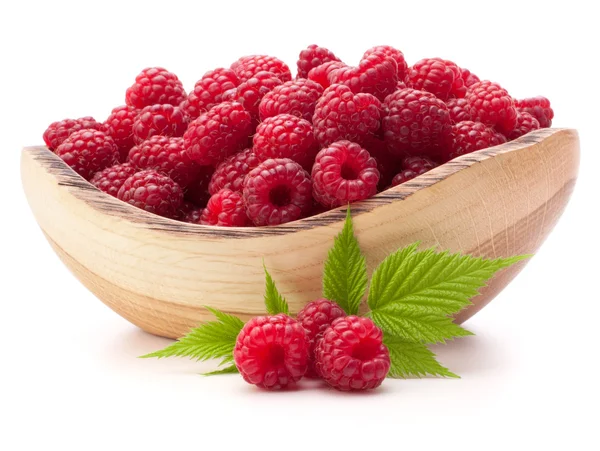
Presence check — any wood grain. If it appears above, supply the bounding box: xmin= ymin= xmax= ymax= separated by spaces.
xmin=20 ymin=129 xmax=580 ymax=338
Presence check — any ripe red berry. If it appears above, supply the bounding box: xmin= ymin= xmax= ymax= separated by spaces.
xmin=253 ymin=114 xmax=319 ymax=169
xmin=329 ymin=51 xmax=398 ymax=101
xmin=181 ymin=68 xmax=240 ymax=120
xmin=442 ymin=120 xmax=507 ymax=161
xmin=390 ymin=156 xmax=438 ymax=187
xmin=43 ymin=117 xmax=103 ymax=151
xmin=312 ymin=84 xmax=382 ymax=147
xmin=183 ymin=102 xmax=253 ymax=166
xmin=296 ymin=299 xmax=346 ymax=378
xmin=460 ymin=67 xmax=480 ymax=87
xmin=515 ymin=96 xmax=553 ymax=128
xmin=182 ymin=206 xmax=203 ymax=224
xmin=224 ymin=71 xmax=283 ymax=119
xmin=185 ymin=165 xmax=214 ymax=207
xmin=197 ymin=189 xmax=249 ymax=227
xmin=407 ymin=58 xmax=466 ymax=100
xmin=312 ymin=140 xmax=380 ymax=208
xmin=230 ymin=55 xmax=292 ymax=83
xmin=363 ymin=45 xmax=408 ymax=82
xmin=243 ymin=158 xmax=313 ymax=226
xmin=391 ymin=169 xmax=420 ymax=186
xmin=297 ymin=44 xmax=341 ymax=79
xmin=446 ymin=97 xmax=472 ymax=123
xmin=258 ymin=78 xmax=324 ymax=122
xmin=209 ymin=148 xmax=260 ymax=195
xmin=505 ymin=112 xmax=541 ymax=140
xmin=132 ymin=104 xmax=188 ymax=145
xmin=104 ymin=105 xmax=139 ymax=161
xmin=307 ymin=61 xmax=346 ymax=89
xmin=125 ymin=67 xmax=186 ymax=109
xmin=117 ymin=169 xmax=183 ymax=218
xmin=55 ymin=129 xmax=120 ymax=180
xmin=466 ymin=81 xmax=517 ymax=134
xmin=233 ymin=314 xmax=310 ymax=389
xmin=382 ymin=88 xmax=451 ymax=158
xmin=127 ymin=136 xmax=200 ymax=188
xmin=90 ymin=162 xmax=137 ymax=197
xmin=314 ymin=316 xmax=390 ymax=391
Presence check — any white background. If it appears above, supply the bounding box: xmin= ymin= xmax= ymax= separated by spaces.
xmin=1 ymin=1 xmax=598 ymax=450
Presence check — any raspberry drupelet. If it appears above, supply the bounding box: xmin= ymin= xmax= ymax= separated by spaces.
xmin=117 ymin=169 xmax=183 ymax=218
xmin=446 ymin=98 xmax=472 ymax=123
xmin=258 ymin=78 xmax=324 ymax=122
xmin=104 ymin=105 xmax=139 ymax=161
xmin=90 ymin=162 xmax=137 ymax=197
xmin=197 ymin=189 xmax=249 ymax=227
xmin=131 ymin=104 xmax=188 ymax=144
xmin=181 ymin=68 xmax=240 ymax=120
xmin=208 ymin=148 xmax=261 ymax=195
xmin=43 ymin=117 xmax=103 ymax=151
xmin=125 ymin=67 xmax=186 ymax=109
xmin=466 ymin=80 xmax=517 ymax=134
xmin=307 ymin=61 xmax=346 ymax=89
xmin=296 ymin=44 xmax=342 ymax=79
xmin=55 ymin=129 xmax=120 ymax=180
xmin=230 ymin=55 xmax=292 ymax=83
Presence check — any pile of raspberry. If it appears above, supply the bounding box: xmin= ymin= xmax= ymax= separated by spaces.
xmin=44 ymin=46 xmax=554 ymax=227
xmin=234 ymin=299 xmax=390 ymax=391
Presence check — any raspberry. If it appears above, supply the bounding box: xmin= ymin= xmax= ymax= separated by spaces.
xmin=43 ymin=117 xmax=103 ymax=151
xmin=181 ymin=68 xmax=240 ymax=120
xmin=382 ymin=88 xmax=451 ymax=158
xmin=307 ymin=61 xmax=346 ymax=89
xmin=446 ymin=98 xmax=472 ymax=123
xmin=253 ymin=114 xmax=319 ymax=169
xmin=312 ymin=140 xmax=380 ymax=208
xmin=391 ymin=169 xmax=420 ymax=186
xmin=397 ymin=80 xmax=407 ymax=90
xmin=125 ymin=67 xmax=186 ymax=109
xmin=296 ymin=299 xmax=345 ymax=378
xmin=258 ymin=78 xmax=324 ymax=122
xmin=117 ymin=169 xmax=183 ymax=218
xmin=407 ymin=58 xmax=466 ymax=100
xmin=198 ymin=189 xmax=249 ymax=227
xmin=233 ymin=314 xmax=309 ymax=389
xmin=505 ymin=112 xmax=540 ymax=140
xmin=243 ymin=158 xmax=313 ymax=226
xmin=185 ymin=165 xmax=214 ymax=207
xmin=296 ymin=44 xmax=341 ymax=79
xmin=174 ymin=201 xmax=197 ymax=220
xmin=466 ymin=81 xmax=517 ymax=134
xmin=515 ymin=96 xmax=553 ymax=128
xmin=312 ymin=84 xmax=382 ymax=147
xmin=104 ymin=105 xmax=139 ymax=161
xmin=460 ymin=67 xmax=480 ymax=87
xmin=224 ymin=71 xmax=283 ymax=119
xmin=183 ymin=102 xmax=253 ymax=166
xmin=132 ymin=104 xmax=188 ymax=145
xmin=55 ymin=129 xmax=120 ymax=180
xmin=442 ymin=120 xmax=507 ymax=161
xmin=127 ymin=136 xmax=200 ymax=188
xmin=363 ymin=45 xmax=408 ymax=82
xmin=314 ymin=316 xmax=390 ymax=391
xmin=208 ymin=149 xmax=260 ymax=195
xmin=182 ymin=206 xmax=203 ymax=223
xmin=391 ymin=156 xmax=438 ymax=187
xmin=329 ymin=51 xmax=398 ymax=101
xmin=230 ymin=55 xmax=292 ymax=83
xmin=90 ymin=162 xmax=136 ymax=197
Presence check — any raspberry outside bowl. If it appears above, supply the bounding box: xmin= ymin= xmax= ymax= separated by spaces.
xmin=21 ymin=128 xmax=579 ymax=339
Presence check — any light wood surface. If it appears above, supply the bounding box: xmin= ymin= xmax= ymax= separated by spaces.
xmin=20 ymin=129 xmax=580 ymax=338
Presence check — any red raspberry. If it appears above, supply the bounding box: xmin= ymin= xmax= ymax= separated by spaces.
xmin=43 ymin=117 xmax=103 ymax=151
xmin=391 ymin=169 xmax=420 ymax=186
xmin=460 ymin=67 xmax=480 ymax=87
xmin=185 ymin=165 xmax=214 ymax=207
xmin=515 ymin=96 xmax=553 ymax=128
xmin=208 ymin=149 xmax=260 ymax=195
xmin=182 ymin=206 xmax=203 ymax=224
xmin=183 ymin=102 xmax=253 ymax=166
xmin=397 ymin=80 xmax=407 ymax=90
xmin=296 ymin=299 xmax=345 ymax=378
xmin=55 ymin=129 xmax=120 ymax=180
xmin=312 ymin=84 xmax=382 ymax=147
xmin=127 ymin=136 xmax=200 ymax=188
xmin=243 ymin=158 xmax=313 ymax=226
xmin=297 ymin=44 xmax=341 ymax=79
xmin=90 ymin=162 xmax=136 ymax=197
xmin=314 ymin=316 xmax=390 ymax=391
xmin=329 ymin=51 xmax=398 ymax=101
xmin=125 ymin=67 xmax=186 ymax=109
xmin=198 ymin=189 xmax=249 ymax=227
xmin=230 ymin=55 xmax=292 ymax=83
xmin=181 ymin=68 xmax=240 ymax=120
xmin=258 ymin=78 xmax=324 ymax=122
xmin=233 ymin=314 xmax=309 ymax=389
xmin=505 ymin=112 xmax=540 ymax=140
xmin=363 ymin=45 xmax=408 ymax=82
xmin=391 ymin=156 xmax=438 ymax=187
xmin=312 ymin=140 xmax=380 ymax=208
xmin=442 ymin=120 xmax=507 ymax=161
xmin=446 ymin=98 xmax=472 ymax=123
xmin=104 ymin=105 xmax=139 ymax=161
xmin=224 ymin=71 xmax=283 ymax=119
xmin=382 ymin=88 xmax=451 ymax=158
xmin=173 ymin=200 xmax=197 ymax=220
xmin=466 ymin=81 xmax=517 ymax=134
xmin=117 ymin=169 xmax=183 ymax=218
xmin=308 ymin=61 xmax=346 ymax=89
xmin=253 ymin=114 xmax=319 ymax=169
xmin=132 ymin=104 xmax=188 ymax=145
xmin=407 ymin=58 xmax=466 ymax=100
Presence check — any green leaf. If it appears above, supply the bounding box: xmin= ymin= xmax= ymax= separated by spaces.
xmin=322 ymin=208 xmax=368 ymax=315
xmin=384 ymin=334 xmax=458 ymax=378
xmin=139 ymin=307 xmax=243 ymax=361
xmin=263 ymin=265 xmax=289 ymax=315
xmin=203 ymin=365 xmax=239 ymax=376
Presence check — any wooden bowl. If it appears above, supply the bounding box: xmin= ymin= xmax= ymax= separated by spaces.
xmin=21 ymin=128 xmax=579 ymax=339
